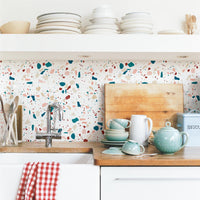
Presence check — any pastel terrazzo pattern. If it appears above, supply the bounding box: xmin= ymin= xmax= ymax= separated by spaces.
xmin=0 ymin=60 xmax=200 ymax=142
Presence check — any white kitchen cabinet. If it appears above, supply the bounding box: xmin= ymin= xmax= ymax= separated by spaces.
xmin=0 ymin=153 xmax=100 ymax=200
xmin=101 ymin=167 xmax=200 ymax=200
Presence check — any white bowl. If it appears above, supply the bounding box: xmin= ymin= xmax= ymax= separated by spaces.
xmin=92 ymin=11 xmax=115 ymax=19
xmin=90 ymin=17 xmax=118 ymax=24
xmin=93 ymin=5 xmax=112 ymax=12
xmin=93 ymin=5 xmax=114 ymax=17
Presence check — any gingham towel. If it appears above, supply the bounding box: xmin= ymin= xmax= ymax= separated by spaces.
xmin=16 ymin=162 xmax=60 ymax=200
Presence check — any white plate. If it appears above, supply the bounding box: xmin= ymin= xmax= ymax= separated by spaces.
xmin=36 ymin=30 xmax=80 ymax=34
xmin=122 ymin=12 xmax=151 ymax=20
xmin=37 ymin=12 xmax=81 ymax=21
xmin=158 ymin=30 xmax=184 ymax=35
xmin=121 ymin=18 xmax=153 ymax=24
xmin=123 ymin=27 xmax=153 ymax=32
xmin=35 ymin=26 xmax=81 ymax=33
xmin=121 ymin=23 xmax=153 ymax=30
xmin=85 ymin=24 xmax=118 ymax=31
xmin=38 ymin=18 xmax=81 ymax=24
xmin=36 ymin=25 xmax=80 ymax=32
xmin=84 ymin=29 xmax=119 ymax=34
xmin=123 ymin=31 xmax=153 ymax=34
xmin=37 ymin=21 xmax=81 ymax=28
xmin=38 ymin=16 xmax=81 ymax=23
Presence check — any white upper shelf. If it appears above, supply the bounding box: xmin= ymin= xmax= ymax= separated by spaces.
xmin=1 ymin=34 xmax=200 ymax=61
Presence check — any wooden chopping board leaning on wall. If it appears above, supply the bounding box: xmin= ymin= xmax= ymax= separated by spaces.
xmin=104 ymin=84 xmax=184 ymax=133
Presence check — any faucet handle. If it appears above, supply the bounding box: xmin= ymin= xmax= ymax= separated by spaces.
xmin=36 ymin=132 xmax=61 ymax=139
xmin=36 ymin=132 xmax=47 ymax=139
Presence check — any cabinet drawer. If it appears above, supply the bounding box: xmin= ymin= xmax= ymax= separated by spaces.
xmin=101 ymin=167 xmax=200 ymax=200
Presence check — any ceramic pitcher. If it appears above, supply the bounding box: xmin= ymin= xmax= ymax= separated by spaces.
xmin=130 ymin=115 xmax=153 ymax=146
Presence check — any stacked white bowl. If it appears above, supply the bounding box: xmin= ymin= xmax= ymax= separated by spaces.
xmin=120 ymin=12 xmax=153 ymax=34
xmin=35 ymin=12 xmax=81 ymax=34
xmin=84 ymin=5 xmax=119 ymax=34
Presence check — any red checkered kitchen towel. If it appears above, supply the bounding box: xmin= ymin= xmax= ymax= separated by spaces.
xmin=17 ymin=162 xmax=60 ymax=200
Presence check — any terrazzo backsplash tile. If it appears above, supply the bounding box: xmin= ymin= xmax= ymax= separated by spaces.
xmin=0 ymin=60 xmax=200 ymax=142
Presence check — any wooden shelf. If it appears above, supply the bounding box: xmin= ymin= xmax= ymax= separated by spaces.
xmin=0 ymin=34 xmax=200 ymax=61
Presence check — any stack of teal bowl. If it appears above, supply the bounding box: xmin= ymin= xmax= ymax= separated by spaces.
xmin=104 ymin=119 xmax=131 ymax=141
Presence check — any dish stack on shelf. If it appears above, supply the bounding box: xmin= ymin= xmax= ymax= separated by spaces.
xmin=120 ymin=12 xmax=153 ymax=34
xmin=35 ymin=12 xmax=82 ymax=34
xmin=101 ymin=119 xmax=130 ymax=147
xmin=83 ymin=5 xmax=119 ymax=34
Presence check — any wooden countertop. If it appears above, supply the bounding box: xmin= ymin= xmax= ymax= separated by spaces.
xmin=1 ymin=142 xmax=200 ymax=166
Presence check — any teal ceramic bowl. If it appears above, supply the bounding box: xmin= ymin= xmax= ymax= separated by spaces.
xmin=105 ymin=129 xmax=126 ymax=134
xmin=105 ymin=132 xmax=129 ymax=141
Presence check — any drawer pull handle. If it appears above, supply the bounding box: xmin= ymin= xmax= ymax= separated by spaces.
xmin=115 ymin=178 xmax=200 ymax=181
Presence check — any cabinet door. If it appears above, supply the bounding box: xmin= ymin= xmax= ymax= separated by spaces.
xmin=101 ymin=167 xmax=200 ymax=200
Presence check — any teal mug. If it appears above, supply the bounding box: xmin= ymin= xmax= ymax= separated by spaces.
xmin=107 ymin=119 xmax=131 ymax=129
xmin=122 ymin=140 xmax=145 ymax=155
xmin=106 ymin=120 xmax=125 ymax=130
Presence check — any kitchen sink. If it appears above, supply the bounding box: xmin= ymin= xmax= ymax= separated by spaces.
xmin=0 ymin=152 xmax=94 ymax=164
xmin=0 ymin=153 xmax=99 ymax=200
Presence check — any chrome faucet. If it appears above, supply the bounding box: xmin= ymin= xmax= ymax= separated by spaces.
xmin=36 ymin=102 xmax=63 ymax=147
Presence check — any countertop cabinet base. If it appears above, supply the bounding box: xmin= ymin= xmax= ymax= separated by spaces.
xmin=101 ymin=167 xmax=200 ymax=200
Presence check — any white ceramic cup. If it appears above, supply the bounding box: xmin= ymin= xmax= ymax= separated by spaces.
xmin=129 ymin=115 xmax=153 ymax=146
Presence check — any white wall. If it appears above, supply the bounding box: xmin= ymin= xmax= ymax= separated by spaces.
xmin=1 ymin=0 xmax=200 ymax=32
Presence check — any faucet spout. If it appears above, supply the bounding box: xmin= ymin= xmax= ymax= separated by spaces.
xmin=36 ymin=102 xmax=63 ymax=147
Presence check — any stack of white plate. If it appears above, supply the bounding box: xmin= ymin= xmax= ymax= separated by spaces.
xmin=35 ymin=12 xmax=81 ymax=34
xmin=84 ymin=5 xmax=119 ymax=34
xmin=120 ymin=12 xmax=153 ymax=34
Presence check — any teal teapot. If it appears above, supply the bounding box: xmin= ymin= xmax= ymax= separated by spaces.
xmin=153 ymin=122 xmax=189 ymax=154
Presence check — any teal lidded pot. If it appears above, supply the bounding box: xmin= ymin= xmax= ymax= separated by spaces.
xmin=153 ymin=122 xmax=189 ymax=154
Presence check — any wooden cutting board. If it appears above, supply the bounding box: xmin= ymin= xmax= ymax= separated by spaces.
xmin=104 ymin=84 xmax=183 ymax=131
